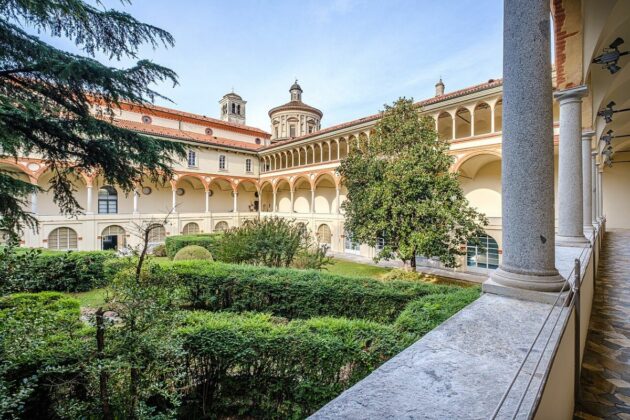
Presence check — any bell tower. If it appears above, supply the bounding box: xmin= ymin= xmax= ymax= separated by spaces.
xmin=219 ymin=91 xmax=246 ymax=125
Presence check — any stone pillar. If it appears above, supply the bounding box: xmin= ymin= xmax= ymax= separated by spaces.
xmin=581 ymin=131 xmax=594 ymax=231
xmin=451 ymin=114 xmax=456 ymax=139
xmin=485 ymin=0 xmax=565 ymax=298
xmin=336 ymin=188 xmax=341 ymax=214
xmin=30 ymin=192 xmax=38 ymax=215
xmin=290 ymin=189 xmax=295 ymax=213
xmin=86 ymin=185 xmax=93 ymax=214
xmin=171 ymin=188 xmax=177 ymax=213
xmin=272 ymin=190 xmax=277 ymax=213
xmin=591 ymin=152 xmax=598 ymax=225
xmin=555 ymin=86 xmax=589 ymax=246
xmin=597 ymin=165 xmax=604 ymax=221
xmin=233 ymin=191 xmax=238 ymax=213
xmin=310 ymin=189 xmax=315 ymax=214
xmin=133 ymin=189 xmax=139 ymax=214
xmin=205 ymin=189 xmax=210 ymax=213
xmin=490 ymin=105 xmax=496 ymax=133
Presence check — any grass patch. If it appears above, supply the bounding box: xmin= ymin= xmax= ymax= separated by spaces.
xmin=325 ymin=258 xmax=392 ymax=278
xmin=68 ymin=288 xmax=109 ymax=308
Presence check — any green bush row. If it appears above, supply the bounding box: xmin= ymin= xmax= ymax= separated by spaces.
xmin=179 ymin=311 xmax=407 ymax=419
xmin=165 ymin=260 xmax=460 ymax=323
xmin=164 ymin=234 xmax=223 ymax=259
xmin=0 ymin=248 xmax=117 ymax=293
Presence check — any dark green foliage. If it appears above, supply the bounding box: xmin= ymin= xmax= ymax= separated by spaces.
xmin=291 ymin=245 xmax=333 ymax=270
xmin=0 ymin=292 xmax=91 ymax=418
xmin=394 ymin=287 xmax=481 ymax=335
xmin=180 ymin=311 xmax=406 ymax=419
xmin=168 ymin=260 xmax=457 ymax=322
xmin=0 ymin=0 xmax=185 ymax=235
xmin=0 ymin=246 xmax=116 ymax=293
xmin=217 ymin=217 xmax=313 ymax=267
xmin=165 ymin=233 xmax=223 ymax=259
xmin=339 ymin=98 xmax=487 ymax=269
xmin=173 ymin=245 xmax=213 ymax=261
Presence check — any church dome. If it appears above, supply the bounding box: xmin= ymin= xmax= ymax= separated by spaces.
xmin=268 ymin=80 xmax=323 ymax=141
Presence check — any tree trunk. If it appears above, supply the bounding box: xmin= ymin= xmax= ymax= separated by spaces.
xmin=96 ymin=308 xmax=113 ymax=420
xmin=410 ymin=247 xmax=417 ymax=272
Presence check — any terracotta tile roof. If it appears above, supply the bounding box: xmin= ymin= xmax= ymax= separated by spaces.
xmin=116 ymin=101 xmax=271 ymax=138
xmin=268 ymin=100 xmax=323 ymax=117
xmin=261 ymin=78 xmax=503 ymax=151
xmin=112 ymin=119 xmax=262 ymax=151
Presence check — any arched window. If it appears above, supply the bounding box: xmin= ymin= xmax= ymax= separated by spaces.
xmin=182 ymin=222 xmax=200 ymax=235
xmin=219 ymin=155 xmax=227 ymax=170
xmin=317 ymin=224 xmax=331 ymax=244
xmin=101 ymin=225 xmax=125 ymax=250
xmin=231 ymin=103 xmax=236 ymax=113
xmin=147 ymin=224 xmax=166 ymax=244
xmin=98 ymin=186 xmax=118 ymax=214
xmin=48 ymin=227 xmax=78 ymax=250
xmin=214 ymin=221 xmax=229 ymax=232
xmin=237 ymin=104 xmax=241 ymax=115
xmin=466 ymin=234 xmax=499 ymax=269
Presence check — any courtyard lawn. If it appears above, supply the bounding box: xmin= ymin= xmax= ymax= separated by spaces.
xmin=325 ymin=258 xmax=392 ymax=279
xmin=68 ymin=288 xmax=109 ymax=307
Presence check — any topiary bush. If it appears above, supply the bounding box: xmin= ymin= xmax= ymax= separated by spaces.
xmin=165 ymin=234 xmax=222 ymax=259
xmin=180 ymin=311 xmax=407 ymax=419
xmin=0 ymin=247 xmax=117 ymax=294
xmin=152 ymin=243 xmax=167 ymax=257
xmin=173 ymin=245 xmax=213 ymax=261
xmin=166 ymin=260 xmax=458 ymax=322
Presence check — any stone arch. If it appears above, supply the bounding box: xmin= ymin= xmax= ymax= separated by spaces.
xmin=455 ymin=107 xmax=472 ymax=138
xmin=175 ymin=175 xmax=206 ymax=213
xmin=182 ymin=222 xmax=200 ymax=235
xmin=456 ymin=151 xmax=502 ymax=219
xmin=437 ymin=111 xmax=454 ymax=140
xmin=473 ymin=102 xmax=492 ymax=135
xmin=338 ymin=137 xmax=349 ymax=159
xmin=314 ymin=172 xmax=337 ymax=214
xmin=101 ymin=224 xmax=126 ymax=250
xmin=292 ymin=175 xmax=312 ymax=214
xmin=259 ymin=180 xmax=274 ymax=212
xmin=236 ymin=179 xmax=258 ymax=213
xmin=494 ymin=99 xmax=503 ymax=132
xmin=207 ymin=177 xmax=234 ymax=212
xmin=214 ymin=221 xmax=229 ymax=232
xmin=275 ymin=178 xmax=292 ymax=212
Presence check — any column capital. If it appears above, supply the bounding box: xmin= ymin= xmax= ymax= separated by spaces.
xmin=553 ymin=85 xmax=588 ymax=104
xmin=581 ymin=130 xmax=596 ymax=141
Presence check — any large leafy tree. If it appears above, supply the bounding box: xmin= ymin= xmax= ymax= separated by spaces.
xmin=339 ymin=98 xmax=487 ymax=271
xmin=0 ymin=0 xmax=185 ymax=236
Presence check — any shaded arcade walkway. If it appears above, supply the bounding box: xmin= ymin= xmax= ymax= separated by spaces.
xmin=576 ymin=230 xmax=630 ymax=419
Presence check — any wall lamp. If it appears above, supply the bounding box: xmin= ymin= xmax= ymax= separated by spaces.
xmin=598 ymin=101 xmax=630 ymax=124
xmin=593 ymin=37 xmax=628 ymax=74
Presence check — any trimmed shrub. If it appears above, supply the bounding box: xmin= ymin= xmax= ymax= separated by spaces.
xmin=1 ymin=247 xmax=117 ymax=293
xmin=165 ymin=234 xmax=222 ymax=259
xmin=180 ymin=311 xmax=406 ymax=418
xmin=0 ymin=292 xmax=90 ymax=418
xmin=152 ymin=243 xmax=167 ymax=257
xmin=173 ymin=245 xmax=213 ymax=261
xmin=167 ymin=260 xmax=458 ymax=322
xmin=394 ymin=287 xmax=481 ymax=336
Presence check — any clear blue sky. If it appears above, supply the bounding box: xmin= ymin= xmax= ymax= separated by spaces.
xmin=36 ymin=0 xmax=503 ymax=131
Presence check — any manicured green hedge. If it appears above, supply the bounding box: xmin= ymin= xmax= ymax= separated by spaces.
xmin=394 ymin=287 xmax=480 ymax=335
xmin=164 ymin=234 xmax=223 ymax=259
xmin=0 ymin=292 xmax=90 ymax=418
xmin=1 ymin=249 xmax=117 ymax=293
xmin=180 ymin=311 xmax=407 ymax=419
xmin=166 ymin=260 xmax=459 ymax=323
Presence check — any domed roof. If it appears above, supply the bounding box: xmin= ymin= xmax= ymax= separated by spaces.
xmin=268 ymin=101 xmax=322 ymax=118
xmin=290 ymin=80 xmax=302 ymax=92
xmin=223 ymin=91 xmax=242 ymax=100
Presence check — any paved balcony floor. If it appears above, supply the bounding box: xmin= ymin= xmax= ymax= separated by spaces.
xmin=576 ymin=229 xmax=630 ymax=419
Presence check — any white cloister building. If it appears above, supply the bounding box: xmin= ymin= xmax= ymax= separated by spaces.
xmin=3 ymin=6 xmax=630 ymax=279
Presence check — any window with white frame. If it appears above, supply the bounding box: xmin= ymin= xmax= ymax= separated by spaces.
xmin=187 ymin=150 xmax=197 ymax=168
xmin=48 ymin=227 xmax=78 ymax=250
xmin=245 ymin=158 xmax=252 ymax=173
xmin=219 ymin=155 xmax=227 ymax=170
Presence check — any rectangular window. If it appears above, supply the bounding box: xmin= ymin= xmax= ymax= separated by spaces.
xmin=290 ymin=125 xmax=296 ymax=137
xmin=187 ymin=150 xmax=197 ymax=168
xmin=219 ymin=155 xmax=227 ymax=170
xmin=245 ymin=158 xmax=252 ymax=173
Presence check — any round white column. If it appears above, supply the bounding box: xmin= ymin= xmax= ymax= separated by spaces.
xmin=335 ymin=188 xmax=341 ymax=214
xmin=290 ymin=189 xmax=295 ymax=213
xmin=486 ymin=0 xmax=565 ymax=296
xmin=272 ymin=190 xmax=277 ymax=213
xmin=171 ymin=189 xmax=177 ymax=213
xmin=30 ymin=192 xmax=38 ymax=215
xmin=85 ymin=185 xmax=93 ymax=214
xmin=597 ymin=166 xmax=604 ymax=221
xmin=581 ymin=131 xmax=594 ymax=231
xmin=591 ymin=152 xmax=598 ymax=225
xmin=133 ymin=189 xmax=139 ymax=214
xmin=205 ymin=190 xmax=210 ymax=213
xmin=555 ymin=86 xmax=589 ymax=246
